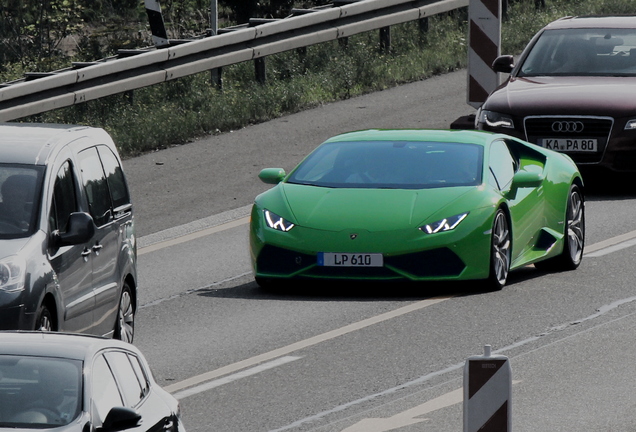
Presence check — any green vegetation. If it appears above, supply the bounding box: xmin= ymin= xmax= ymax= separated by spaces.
xmin=1 ymin=0 xmax=634 ymax=157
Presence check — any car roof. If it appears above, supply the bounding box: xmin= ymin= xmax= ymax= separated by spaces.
xmin=0 ymin=123 xmax=111 ymax=165
xmin=545 ymin=15 xmax=636 ymax=30
xmin=323 ymin=129 xmax=496 ymax=146
xmin=0 ymin=331 xmax=138 ymax=361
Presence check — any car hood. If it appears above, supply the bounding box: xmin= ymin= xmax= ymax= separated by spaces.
xmin=0 ymin=237 xmax=31 ymax=259
xmin=280 ymin=184 xmax=477 ymax=231
xmin=485 ymin=76 xmax=636 ymax=117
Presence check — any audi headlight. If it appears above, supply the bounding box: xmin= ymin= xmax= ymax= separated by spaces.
xmin=0 ymin=256 xmax=26 ymax=293
xmin=625 ymin=120 xmax=636 ymax=130
xmin=264 ymin=210 xmax=295 ymax=232
xmin=478 ymin=110 xmax=514 ymax=129
xmin=420 ymin=213 xmax=469 ymax=234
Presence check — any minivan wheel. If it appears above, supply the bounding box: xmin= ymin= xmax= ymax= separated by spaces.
xmin=114 ymin=283 xmax=134 ymax=343
xmin=35 ymin=305 xmax=53 ymax=332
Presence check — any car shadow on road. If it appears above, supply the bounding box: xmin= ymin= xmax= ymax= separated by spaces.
xmin=196 ymin=278 xmax=472 ymax=301
xmin=581 ymin=169 xmax=636 ymax=201
xmin=196 ymin=266 xmax=550 ymax=302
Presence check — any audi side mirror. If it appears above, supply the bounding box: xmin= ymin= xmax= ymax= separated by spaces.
xmin=492 ymin=55 xmax=515 ymax=74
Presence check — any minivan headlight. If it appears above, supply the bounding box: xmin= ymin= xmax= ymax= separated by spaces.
xmin=0 ymin=256 xmax=26 ymax=293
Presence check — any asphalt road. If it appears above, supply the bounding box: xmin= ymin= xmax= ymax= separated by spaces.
xmin=121 ymin=69 xmax=636 ymax=432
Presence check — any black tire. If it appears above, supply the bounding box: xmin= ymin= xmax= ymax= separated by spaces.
xmin=35 ymin=304 xmax=53 ymax=331
xmin=254 ymin=277 xmax=272 ymax=288
xmin=535 ymin=184 xmax=584 ymax=271
xmin=114 ymin=283 xmax=135 ymax=343
xmin=255 ymin=277 xmax=293 ymax=293
xmin=485 ymin=209 xmax=511 ymax=291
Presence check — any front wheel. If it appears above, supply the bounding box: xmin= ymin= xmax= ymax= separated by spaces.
xmin=485 ymin=209 xmax=511 ymax=291
xmin=535 ymin=184 xmax=584 ymax=271
xmin=34 ymin=304 xmax=53 ymax=331
xmin=114 ymin=283 xmax=135 ymax=343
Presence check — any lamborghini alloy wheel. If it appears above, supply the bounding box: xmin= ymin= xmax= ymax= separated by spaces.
xmin=487 ymin=209 xmax=511 ymax=290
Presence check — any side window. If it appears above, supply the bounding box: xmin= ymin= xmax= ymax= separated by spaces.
xmin=489 ymin=141 xmax=516 ymax=191
xmin=50 ymin=161 xmax=78 ymax=232
xmin=97 ymin=146 xmax=130 ymax=210
xmin=77 ymin=147 xmax=112 ymax=227
xmin=91 ymin=354 xmax=123 ymax=425
xmin=128 ymin=354 xmax=150 ymax=398
xmin=104 ymin=351 xmax=144 ymax=407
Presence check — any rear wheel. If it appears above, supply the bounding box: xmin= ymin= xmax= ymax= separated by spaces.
xmin=485 ymin=209 xmax=511 ymax=291
xmin=535 ymin=184 xmax=584 ymax=271
xmin=114 ymin=283 xmax=135 ymax=343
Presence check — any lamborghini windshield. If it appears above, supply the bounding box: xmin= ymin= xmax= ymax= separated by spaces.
xmin=287 ymin=141 xmax=483 ymax=189
xmin=519 ymin=28 xmax=636 ymax=77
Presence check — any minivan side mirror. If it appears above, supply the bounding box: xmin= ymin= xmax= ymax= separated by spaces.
xmin=98 ymin=406 xmax=142 ymax=431
xmin=258 ymin=168 xmax=286 ymax=185
xmin=492 ymin=55 xmax=515 ymax=74
xmin=53 ymin=212 xmax=95 ymax=247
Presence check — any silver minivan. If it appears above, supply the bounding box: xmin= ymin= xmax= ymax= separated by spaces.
xmin=0 ymin=124 xmax=137 ymax=342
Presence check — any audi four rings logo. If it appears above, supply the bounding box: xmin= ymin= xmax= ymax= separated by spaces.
xmin=552 ymin=121 xmax=584 ymax=133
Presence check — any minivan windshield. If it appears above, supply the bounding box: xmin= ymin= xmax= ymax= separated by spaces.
xmin=0 ymin=165 xmax=44 ymax=239
xmin=286 ymin=141 xmax=483 ymax=189
xmin=0 ymin=355 xmax=82 ymax=428
xmin=519 ymin=28 xmax=636 ymax=77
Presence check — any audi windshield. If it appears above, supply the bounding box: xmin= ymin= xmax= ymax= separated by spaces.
xmin=519 ymin=28 xmax=636 ymax=77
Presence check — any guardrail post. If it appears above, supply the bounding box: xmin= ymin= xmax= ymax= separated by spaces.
xmin=255 ymin=57 xmax=266 ymax=84
xmin=379 ymin=27 xmax=391 ymax=54
xmin=209 ymin=0 xmax=222 ymax=89
xmin=419 ymin=17 xmax=429 ymax=44
xmin=211 ymin=68 xmax=223 ymax=90
xmin=463 ymin=345 xmax=512 ymax=432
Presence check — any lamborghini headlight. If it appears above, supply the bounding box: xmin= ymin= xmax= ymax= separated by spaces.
xmin=420 ymin=213 xmax=469 ymax=234
xmin=477 ymin=109 xmax=514 ymax=129
xmin=264 ymin=210 xmax=295 ymax=232
xmin=0 ymin=255 xmax=26 ymax=293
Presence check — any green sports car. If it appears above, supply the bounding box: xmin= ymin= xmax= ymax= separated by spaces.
xmin=249 ymin=129 xmax=584 ymax=290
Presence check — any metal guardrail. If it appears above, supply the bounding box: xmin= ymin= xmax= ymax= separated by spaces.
xmin=0 ymin=0 xmax=468 ymax=122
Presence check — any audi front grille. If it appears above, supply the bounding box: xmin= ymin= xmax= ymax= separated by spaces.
xmin=524 ymin=116 xmax=613 ymax=164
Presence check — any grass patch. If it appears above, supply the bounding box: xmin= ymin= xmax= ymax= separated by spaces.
xmin=9 ymin=0 xmax=636 ymax=157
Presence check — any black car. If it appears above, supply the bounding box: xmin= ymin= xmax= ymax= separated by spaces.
xmin=0 ymin=124 xmax=137 ymax=341
xmin=476 ymin=15 xmax=636 ymax=172
xmin=0 ymin=331 xmax=185 ymax=431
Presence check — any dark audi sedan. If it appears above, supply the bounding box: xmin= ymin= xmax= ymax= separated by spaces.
xmin=0 ymin=332 xmax=185 ymax=431
xmin=476 ymin=15 xmax=636 ymax=172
